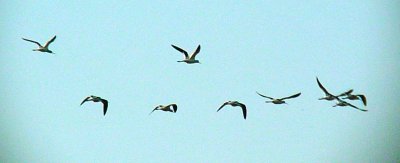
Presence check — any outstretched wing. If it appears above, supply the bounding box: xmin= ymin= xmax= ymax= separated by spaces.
xmin=358 ymin=95 xmax=367 ymax=106
xmin=256 ymin=91 xmax=274 ymax=100
xmin=101 ymin=99 xmax=108 ymax=116
xmin=345 ymin=101 xmax=367 ymax=112
xmin=80 ymin=97 xmax=90 ymax=106
xmin=171 ymin=44 xmax=189 ymax=59
xmin=170 ymin=104 xmax=178 ymax=113
xmin=189 ymin=45 xmax=201 ymax=60
xmin=44 ymin=35 xmax=56 ymax=48
xmin=22 ymin=38 xmax=42 ymax=47
xmin=316 ymin=77 xmax=332 ymax=96
xmin=238 ymin=103 xmax=247 ymax=119
xmin=149 ymin=107 xmax=158 ymax=115
xmin=337 ymin=89 xmax=353 ymax=97
xmin=280 ymin=93 xmax=301 ymax=100
xmin=217 ymin=102 xmax=228 ymax=112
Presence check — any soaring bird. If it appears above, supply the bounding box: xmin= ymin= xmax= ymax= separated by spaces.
xmin=80 ymin=95 xmax=109 ymax=116
xmin=333 ymin=97 xmax=367 ymax=112
xmin=149 ymin=104 xmax=177 ymax=115
xmin=217 ymin=101 xmax=247 ymax=119
xmin=256 ymin=92 xmax=301 ymax=104
xmin=339 ymin=92 xmax=367 ymax=106
xmin=316 ymin=77 xmax=353 ymax=101
xmin=171 ymin=44 xmax=201 ymax=64
xmin=22 ymin=35 xmax=56 ymax=53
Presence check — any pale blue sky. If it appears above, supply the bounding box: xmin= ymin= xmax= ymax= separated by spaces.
xmin=1 ymin=1 xmax=399 ymax=162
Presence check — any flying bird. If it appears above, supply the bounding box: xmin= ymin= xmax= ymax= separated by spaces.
xmin=22 ymin=35 xmax=56 ymax=53
xmin=217 ymin=101 xmax=247 ymax=119
xmin=149 ymin=104 xmax=178 ymax=115
xmin=256 ymin=92 xmax=301 ymax=104
xmin=80 ymin=95 xmax=108 ymax=116
xmin=339 ymin=91 xmax=367 ymax=106
xmin=171 ymin=44 xmax=201 ymax=64
xmin=333 ymin=97 xmax=367 ymax=112
xmin=316 ymin=77 xmax=353 ymax=101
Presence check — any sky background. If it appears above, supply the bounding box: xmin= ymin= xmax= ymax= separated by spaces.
xmin=1 ymin=1 xmax=399 ymax=162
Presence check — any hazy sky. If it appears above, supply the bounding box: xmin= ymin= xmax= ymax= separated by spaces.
xmin=1 ymin=1 xmax=399 ymax=162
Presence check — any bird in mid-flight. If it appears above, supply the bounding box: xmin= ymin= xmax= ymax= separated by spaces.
xmin=22 ymin=35 xmax=56 ymax=54
xmin=256 ymin=92 xmax=301 ymax=104
xmin=339 ymin=91 xmax=367 ymax=106
xmin=149 ymin=104 xmax=178 ymax=115
xmin=333 ymin=97 xmax=367 ymax=112
xmin=171 ymin=44 xmax=201 ymax=64
xmin=217 ymin=101 xmax=247 ymax=119
xmin=80 ymin=95 xmax=109 ymax=116
xmin=316 ymin=77 xmax=352 ymax=101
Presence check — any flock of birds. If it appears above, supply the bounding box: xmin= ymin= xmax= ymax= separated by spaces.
xmin=22 ymin=35 xmax=368 ymax=119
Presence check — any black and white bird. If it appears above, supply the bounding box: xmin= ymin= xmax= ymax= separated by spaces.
xmin=80 ymin=95 xmax=109 ymax=116
xmin=171 ymin=44 xmax=201 ymax=64
xmin=339 ymin=92 xmax=367 ymax=106
xmin=333 ymin=97 xmax=368 ymax=112
xmin=22 ymin=35 xmax=56 ymax=53
xmin=316 ymin=77 xmax=353 ymax=101
xmin=217 ymin=101 xmax=247 ymax=119
xmin=256 ymin=92 xmax=301 ymax=104
xmin=149 ymin=104 xmax=177 ymax=115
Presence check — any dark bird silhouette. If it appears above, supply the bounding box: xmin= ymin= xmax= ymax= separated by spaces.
xmin=333 ymin=97 xmax=367 ymax=112
xmin=149 ymin=104 xmax=178 ymax=115
xmin=22 ymin=35 xmax=56 ymax=53
xmin=80 ymin=95 xmax=108 ymax=116
xmin=316 ymin=77 xmax=353 ymax=101
xmin=339 ymin=91 xmax=367 ymax=106
xmin=256 ymin=92 xmax=301 ymax=104
xmin=171 ymin=44 xmax=201 ymax=64
xmin=217 ymin=101 xmax=247 ymax=119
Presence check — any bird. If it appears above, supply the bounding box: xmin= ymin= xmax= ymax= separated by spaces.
xmin=217 ymin=101 xmax=247 ymax=119
xmin=149 ymin=104 xmax=177 ymax=115
xmin=333 ymin=97 xmax=368 ymax=112
xmin=256 ymin=92 xmax=301 ymax=104
xmin=339 ymin=92 xmax=367 ymax=106
xmin=171 ymin=44 xmax=201 ymax=64
xmin=316 ymin=77 xmax=353 ymax=101
xmin=80 ymin=95 xmax=109 ymax=116
xmin=22 ymin=35 xmax=56 ymax=53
